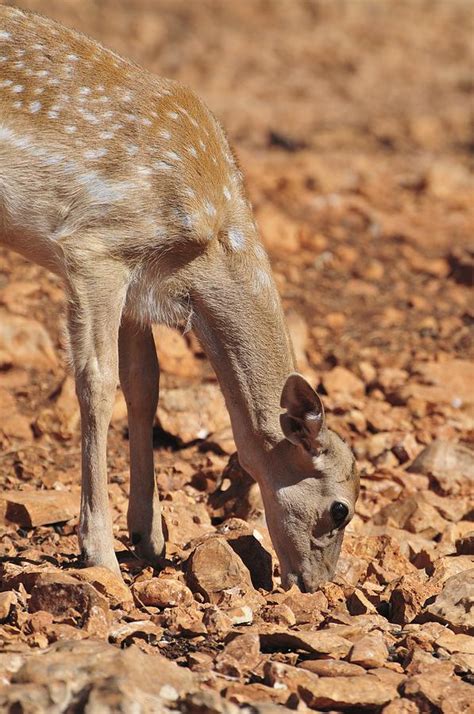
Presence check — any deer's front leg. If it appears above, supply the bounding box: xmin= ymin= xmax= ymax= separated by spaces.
xmin=119 ymin=319 xmax=164 ymax=566
xmin=67 ymin=269 xmax=127 ymax=577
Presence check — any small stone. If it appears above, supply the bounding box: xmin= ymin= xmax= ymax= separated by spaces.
xmin=186 ymin=537 xmax=257 ymax=604
xmin=322 ymin=366 xmax=365 ymax=398
xmin=349 ymin=632 xmax=389 ymax=668
xmin=298 ymin=659 xmax=366 ymax=677
xmin=132 ymin=577 xmax=194 ymax=608
xmin=29 ymin=573 xmax=110 ymax=623
xmin=5 ymin=489 xmax=80 ymax=527
xmin=260 ymin=630 xmax=352 ymax=659
xmin=299 ymin=674 xmax=397 ymax=709
xmin=68 ymin=567 xmax=132 ymax=607
xmin=0 ymin=591 xmax=17 ymax=620
xmin=423 ymin=569 xmax=474 ymax=633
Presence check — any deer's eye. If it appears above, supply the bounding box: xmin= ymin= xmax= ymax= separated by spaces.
xmin=330 ymin=501 xmax=349 ymax=526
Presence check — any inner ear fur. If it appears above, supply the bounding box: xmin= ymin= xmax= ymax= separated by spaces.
xmin=280 ymin=373 xmax=326 ymax=450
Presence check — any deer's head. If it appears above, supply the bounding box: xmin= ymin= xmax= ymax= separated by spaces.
xmin=258 ymin=373 xmax=359 ymax=592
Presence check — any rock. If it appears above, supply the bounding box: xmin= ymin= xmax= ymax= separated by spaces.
xmin=216 ymin=633 xmax=261 ymax=677
xmin=431 ymin=555 xmax=474 ymax=586
xmin=298 ymin=659 xmax=366 ymax=677
xmin=423 ymin=569 xmax=474 ymax=633
xmin=5 ymin=489 xmax=80 ymax=527
xmin=299 ymin=674 xmax=398 ymax=709
xmin=152 ymin=324 xmax=199 ymax=377
xmin=403 ymin=672 xmax=473 ymax=713
xmin=347 ymin=589 xmax=377 ymax=615
xmin=261 ymin=603 xmax=296 ymax=627
xmin=260 ymin=629 xmax=353 ymax=658
xmin=322 ymin=366 xmax=365 ymax=399
xmin=162 ymin=491 xmax=213 ymax=555
xmin=408 ymin=441 xmax=474 ymax=496
xmin=29 ymin=573 xmax=110 ymax=623
xmin=132 ymin=577 xmax=194 ymax=608
xmin=0 ymin=591 xmax=17 ymax=620
xmin=156 ymin=604 xmax=207 ymax=637
xmin=456 ymin=533 xmax=474 ymax=555
xmin=349 ymin=632 xmax=389 ymax=668
xmin=282 ymin=588 xmax=328 ymax=625
xmin=0 ymin=389 xmax=32 ymax=441
xmin=373 ymin=495 xmax=447 ymax=538
xmin=108 ymin=620 xmax=163 ymax=645
xmin=5 ymin=639 xmax=195 ymax=710
xmin=382 ymin=699 xmax=420 ymax=713
xmin=202 ymin=606 xmax=232 ymax=637
xmin=226 ymin=531 xmax=273 ymax=591
xmin=34 ymin=376 xmax=80 ymax=440
xmin=158 ymin=383 xmax=230 ymax=442
xmin=0 ymin=310 xmax=57 ymax=370
xmin=186 ymin=537 xmax=258 ymax=605
xmin=256 ymin=203 xmax=301 ymax=254
xmin=389 ymin=572 xmax=440 ymax=625
xmin=67 ymin=567 xmax=132 ymax=607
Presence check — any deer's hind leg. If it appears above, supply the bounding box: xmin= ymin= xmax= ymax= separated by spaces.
xmin=66 ymin=260 xmax=129 ymax=576
xmin=119 ymin=318 xmax=164 ymax=566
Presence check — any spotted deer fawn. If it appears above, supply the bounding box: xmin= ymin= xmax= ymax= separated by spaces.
xmin=0 ymin=6 xmax=358 ymax=591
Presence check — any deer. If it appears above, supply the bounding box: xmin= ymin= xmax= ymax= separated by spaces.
xmin=0 ymin=6 xmax=359 ymax=593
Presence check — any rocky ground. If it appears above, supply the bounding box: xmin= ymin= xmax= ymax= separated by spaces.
xmin=0 ymin=0 xmax=473 ymax=712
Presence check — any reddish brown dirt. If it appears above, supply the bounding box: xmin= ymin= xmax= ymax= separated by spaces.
xmin=0 ymin=1 xmax=473 ymax=712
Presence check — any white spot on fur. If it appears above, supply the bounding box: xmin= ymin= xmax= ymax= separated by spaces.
xmin=153 ymin=160 xmax=173 ymax=171
xmin=65 ymin=125 xmax=77 ymax=134
xmin=79 ymin=87 xmax=91 ymax=96
xmin=13 ymin=101 xmax=22 ymax=109
xmin=228 ymin=228 xmax=245 ymax=251
xmin=164 ymin=150 xmax=182 ymax=162
xmin=141 ymin=117 xmax=152 ymax=126
xmin=187 ymin=146 xmax=198 ymax=158
xmin=29 ymin=101 xmax=42 ymax=113
xmin=159 ymin=129 xmax=171 ymax=140
xmin=48 ymin=110 xmax=59 ymax=119
xmin=0 ymin=80 xmax=13 ymax=88
xmin=99 ymin=130 xmax=114 ymax=140
xmin=167 ymin=111 xmax=178 ymax=120
xmin=204 ymin=200 xmax=216 ymax=217
xmin=67 ymin=53 xmax=79 ymax=61
xmin=33 ymin=87 xmax=45 ymax=95
xmin=0 ymin=31 xmax=12 ymax=40
xmin=11 ymin=85 xmax=23 ymax=93
xmin=199 ymin=139 xmax=206 ymax=150
xmin=223 ymin=186 xmax=231 ymax=200
xmin=35 ymin=69 xmax=49 ymax=77
xmin=254 ymin=243 xmax=267 ymax=261
xmin=84 ymin=148 xmax=107 ymax=160
xmin=253 ymin=268 xmax=272 ymax=292
xmin=184 ymin=186 xmax=195 ymax=198
xmin=126 ymin=144 xmax=139 ymax=156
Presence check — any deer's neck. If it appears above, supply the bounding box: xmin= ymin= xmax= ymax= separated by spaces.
xmin=191 ymin=261 xmax=295 ymax=475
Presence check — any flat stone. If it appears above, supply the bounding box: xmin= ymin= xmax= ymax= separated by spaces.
xmin=5 ymin=489 xmax=80 ymax=527
xmin=260 ymin=629 xmax=353 ymax=658
xmin=299 ymin=674 xmax=398 ymax=709
xmin=298 ymin=658 xmax=366 ymax=677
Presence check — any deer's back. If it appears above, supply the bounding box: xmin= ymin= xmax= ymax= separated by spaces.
xmin=0 ymin=5 xmax=251 ymax=281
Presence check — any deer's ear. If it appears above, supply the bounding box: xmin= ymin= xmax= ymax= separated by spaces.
xmin=280 ymin=373 xmax=325 ymax=451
